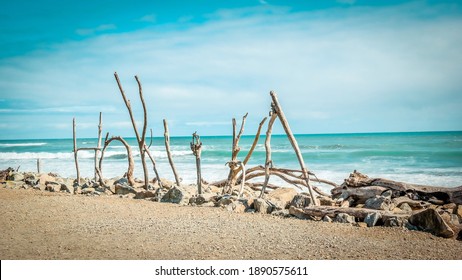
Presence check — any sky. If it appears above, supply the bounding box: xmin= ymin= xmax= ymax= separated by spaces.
xmin=1 ymin=0 xmax=462 ymax=139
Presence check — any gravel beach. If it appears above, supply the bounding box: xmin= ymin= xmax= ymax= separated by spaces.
xmin=0 ymin=187 xmax=461 ymax=260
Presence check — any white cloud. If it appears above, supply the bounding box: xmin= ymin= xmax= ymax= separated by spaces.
xmin=137 ymin=14 xmax=156 ymax=23
xmin=76 ymin=24 xmax=116 ymax=36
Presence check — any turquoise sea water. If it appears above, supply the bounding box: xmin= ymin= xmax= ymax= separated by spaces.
xmin=0 ymin=131 xmax=461 ymax=190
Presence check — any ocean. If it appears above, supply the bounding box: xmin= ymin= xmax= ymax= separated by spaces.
xmin=1 ymin=131 xmax=461 ymax=191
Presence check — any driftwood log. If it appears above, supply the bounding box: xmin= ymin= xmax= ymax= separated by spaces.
xmin=163 ymin=119 xmax=181 ymax=186
xmin=72 ymin=118 xmax=80 ymax=184
xmin=289 ymin=205 xmax=410 ymax=221
xmin=98 ymin=134 xmax=135 ymax=186
xmin=340 ymin=171 xmax=462 ymax=204
xmin=94 ymin=112 xmax=103 ymax=181
xmin=270 ymin=91 xmax=318 ymax=205
xmin=260 ymin=111 xmax=278 ymax=198
xmin=190 ymin=132 xmax=203 ymax=194
xmin=114 ymin=72 xmax=162 ymax=189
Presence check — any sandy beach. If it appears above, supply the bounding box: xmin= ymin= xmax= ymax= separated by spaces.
xmin=1 ymin=187 xmax=461 ymax=260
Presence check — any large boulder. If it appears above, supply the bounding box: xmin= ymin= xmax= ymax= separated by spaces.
xmin=334 ymin=213 xmax=356 ymax=224
xmin=266 ymin=188 xmax=298 ymax=210
xmin=254 ymin=198 xmax=274 ymax=214
xmin=161 ymin=186 xmax=195 ymax=205
xmin=364 ymin=212 xmax=382 ymax=227
xmin=409 ymin=209 xmax=455 ymax=238
xmin=289 ymin=194 xmax=317 ymax=209
xmin=365 ymin=196 xmax=393 ymax=211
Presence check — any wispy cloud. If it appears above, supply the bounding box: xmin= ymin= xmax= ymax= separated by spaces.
xmin=1 ymin=2 xmax=461 ymax=138
xmin=137 ymin=14 xmax=156 ymax=23
xmin=76 ymin=24 xmax=117 ymax=36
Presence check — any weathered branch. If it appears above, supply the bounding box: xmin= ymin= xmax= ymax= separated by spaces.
xmin=243 ymin=116 xmax=267 ymax=166
xmin=260 ymin=111 xmax=278 ymax=198
xmin=289 ymin=205 xmax=410 ymax=221
xmin=270 ymin=91 xmax=318 ymax=205
xmin=342 ymin=170 xmax=462 ymax=204
xmin=99 ymin=136 xmax=135 ymax=186
xmin=73 ymin=118 xmax=80 ymax=184
xmin=94 ymin=112 xmax=103 ymax=181
xmin=191 ymin=132 xmax=203 ymax=194
xmin=164 ymin=119 xmax=181 ymax=186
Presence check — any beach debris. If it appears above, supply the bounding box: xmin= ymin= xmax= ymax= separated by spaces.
xmin=409 ymin=209 xmax=455 ymax=238
xmin=334 ymin=213 xmax=356 ymax=224
xmin=190 ymin=132 xmax=203 ymax=195
xmin=114 ymin=72 xmax=162 ymax=189
xmin=364 ymin=212 xmax=382 ymax=227
xmin=163 ymin=119 xmax=181 ymax=187
xmin=161 ymin=186 xmax=195 ymax=205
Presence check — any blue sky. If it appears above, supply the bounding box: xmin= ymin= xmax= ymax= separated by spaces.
xmin=1 ymin=0 xmax=461 ymax=139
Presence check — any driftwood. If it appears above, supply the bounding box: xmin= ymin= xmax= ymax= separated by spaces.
xmin=94 ymin=112 xmax=103 ymax=181
xmin=98 ymin=134 xmax=135 ymax=186
xmin=343 ymin=171 xmax=462 ymax=204
xmin=223 ymin=113 xmax=248 ymax=194
xmin=37 ymin=159 xmax=41 ymax=174
xmin=332 ymin=186 xmax=388 ymax=204
xmin=270 ymin=91 xmax=318 ymax=205
xmin=190 ymin=132 xmax=202 ymax=194
xmin=163 ymin=119 xmax=181 ymax=186
xmin=289 ymin=205 xmax=410 ymax=221
xmin=72 ymin=118 xmax=80 ymax=183
xmin=114 ymin=73 xmax=162 ymax=189
xmin=260 ymin=111 xmax=278 ymax=198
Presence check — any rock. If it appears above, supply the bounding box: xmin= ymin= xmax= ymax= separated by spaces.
xmin=455 ymin=205 xmax=462 ymax=219
xmin=334 ymin=213 xmax=355 ymax=224
xmin=216 ymin=195 xmax=236 ymax=207
xmin=409 ymin=209 xmax=455 ymax=238
xmin=115 ymin=184 xmax=136 ymax=195
xmin=161 ymin=186 xmax=194 ymax=205
xmin=203 ymin=185 xmax=221 ymax=194
xmin=290 ymin=194 xmax=315 ymax=209
xmin=341 ymin=197 xmax=355 ymax=208
xmin=318 ymin=196 xmax=335 ymax=206
xmin=159 ymin=178 xmax=176 ymax=189
xmin=190 ymin=193 xmax=216 ymax=205
xmin=266 ymin=188 xmax=298 ymax=210
xmin=254 ymin=198 xmax=274 ymax=214
xmin=45 ymin=182 xmax=61 ymax=192
xmin=39 ymin=174 xmax=56 ymax=185
xmin=381 ymin=190 xmax=393 ymax=198
xmin=114 ymin=177 xmax=129 ymax=186
xmin=8 ymin=172 xmax=24 ymax=182
xmin=226 ymin=200 xmax=247 ymax=213
xmin=289 ymin=206 xmax=311 ymax=219
xmin=322 ymin=215 xmax=332 ymax=223
xmin=399 ymin=203 xmax=413 ymax=214
xmin=450 ymin=214 xmax=460 ymax=225
xmin=272 ymin=209 xmax=291 ymax=217
xmin=60 ymin=183 xmax=73 ymax=193
xmin=383 ymin=216 xmax=405 ymax=227
xmin=365 ymin=196 xmax=393 ymax=211
xmin=134 ymin=190 xmax=156 ymax=199
xmin=81 ymin=188 xmax=96 ymax=195
xmin=364 ymin=212 xmax=381 ymax=227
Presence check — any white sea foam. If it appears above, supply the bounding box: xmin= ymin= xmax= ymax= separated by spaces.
xmin=0 ymin=143 xmax=47 ymax=147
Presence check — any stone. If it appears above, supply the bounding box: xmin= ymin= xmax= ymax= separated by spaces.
xmin=409 ymin=209 xmax=455 ymax=238
xmin=161 ymin=186 xmax=194 ymax=205
xmin=45 ymin=182 xmax=61 ymax=192
xmin=340 ymin=197 xmax=355 ymax=208
xmin=226 ymin=200 xmax=247 ymax=213
xmin=450 ymin=214 xmax=460 ymax=225
xmin=190 ymin=193 xmax=216 ymax=205
xmin=60 ymin=183 xmax=73 ymax=193
xmin=399 ymin=203 xmax=413 ymax=214
xmin=290 ymin=194 xmax=314 ymax=209
xmin=322 ymin=215 xmax=332 ymax=223
xmin=334 ymin=213 xmax=355 ymax=224
xmin=115 ymin=184 xmax=136 ymax=195
xmin=289 ymin=206 xmax=311 ymax=219
xmin=383 ymin=216 xmax=404 ymax=227
xmin=134 ymin=190 xmax=157 ymax=199
xmin=114 ymin=177 xmax=129 ymax=186
xmin=39 ymin=174 xmax=56 ymax=185
xmin=356 ymin=222 xmax=368 ymax=228
xmin=81 ymin=188 xmax=96 ymax=195
xmin=455 ymin=205 xmax=462 ymax=219
xmin=365 ymin=196 xmax=393 ymax=211
xmin=266 ymin=188 xmax=298 ymax=210
xmin=216 ymin=195 xmax=236 ymax=207
xmin=8 ymin=172 xmax=24 ymax=182
xmin=272 ymin=209 xmax=291 ymax=217
xmin=203 ymin=185 xmax=221 ymax=194
xmin=254 ymin=198 xmax=274 ymax=214
xmin=364 ymin=212 xmax=381 ymax=227
xmin=318 ymin=196 xmax=335 ymax=206
xmin=381 ymin=190 xmax=393 ymax=198
xmin=159 ymin=178 xmax=176 ymax=189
